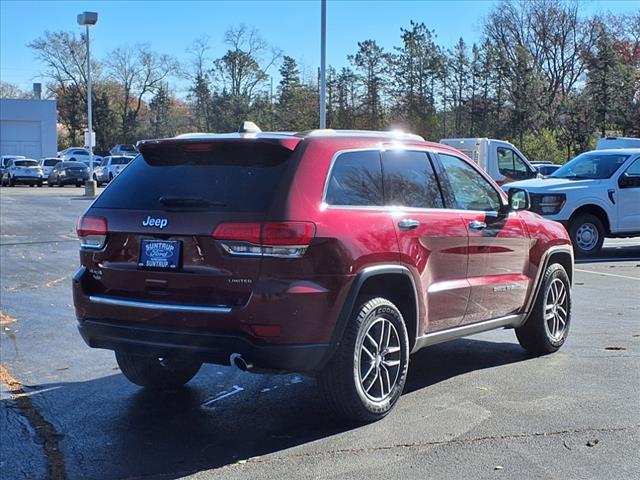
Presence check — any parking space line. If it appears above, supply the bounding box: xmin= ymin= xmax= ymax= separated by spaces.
xmin=575 ymin=268 xmax=640 ymax=281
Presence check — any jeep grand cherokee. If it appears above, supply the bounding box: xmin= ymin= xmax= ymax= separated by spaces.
xmin=73 ymin=128 xmax=573 ymax=422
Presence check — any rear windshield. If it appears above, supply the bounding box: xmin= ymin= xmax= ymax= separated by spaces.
xmin=111 ymin=156 xmax=132 ymax=165
xmin=43 ymin=159 xmax=59 ymax=166
xmin=93 ymin=141 xmax=293 ymax=212
xmin=15 ymin=160 xmax=38 ymax=167
xmin=62 ymin=162 xmax=87 ymax=168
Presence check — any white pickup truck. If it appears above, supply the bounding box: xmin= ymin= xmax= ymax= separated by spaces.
xmin=440 ymin=138 xmax=538 ymax=184
xmin=504 ymin=148 xmax=640 ymax=257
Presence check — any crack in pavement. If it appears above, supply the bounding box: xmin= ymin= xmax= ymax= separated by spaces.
xmin=0 ymin=365 xmax=66 ymax=480
xmin=226 ymin=424 xmax=640 ymax=467
xmin=2 ymin=275 xmax=72 ymax=292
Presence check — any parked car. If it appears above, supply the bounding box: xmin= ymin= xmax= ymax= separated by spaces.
xmin=1 ymin=158 xmax=45 ymax=187
xmin=504 ymin=148 xmax=640 ymax=257
xmin=531 ymin=162 xmax=561 ymax=177
xmin=93 ymin=156 xmax=134 ymax=185
xmin=109 ymin=144 xmax=138 ymax=156
xmin=47 ymin=161 xmax=89 ymax=187
xmin=440 ymin=138 xmax=538 ymax=184
xmin=58 ymin=147 xmax=90 ymax=162
xmin=0 ymin=155 xmax=26 ymax=179
xmin=596 ymin=136 xmax=640 ymax=150
xmin=73 ymin=126 xmax=573 ymax=421
xmin=74 ymin=127 xmax=574 ymax=422
xmin=39 ymin=157 xmax=61 ymax=178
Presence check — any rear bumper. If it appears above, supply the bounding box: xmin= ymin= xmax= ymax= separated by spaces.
xmin=12 ymin=176 xmax=43 ymax=183
xmin=60 ymin=175 xmax=89 ymax=184
xmin=78 ymin=319 xmax=329 ymax=373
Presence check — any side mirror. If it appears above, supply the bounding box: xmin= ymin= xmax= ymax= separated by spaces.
xmin=508 ymin=188 xmax=530 ymax=211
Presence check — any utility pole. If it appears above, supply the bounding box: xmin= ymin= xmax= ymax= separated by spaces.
xmin=319 ymin=0 xmax=327 ymax=129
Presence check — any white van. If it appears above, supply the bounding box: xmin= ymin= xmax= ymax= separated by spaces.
xmin=440 ymin=138 xmax=538 ymax=184
xmin=596 ymin=137 xmax=640 ymax=150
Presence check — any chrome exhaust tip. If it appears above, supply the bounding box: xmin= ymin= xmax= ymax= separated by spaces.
xmin=230 ymin=353 xmax=253 ymax=372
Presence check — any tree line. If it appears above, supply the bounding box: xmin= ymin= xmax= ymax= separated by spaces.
xmin=2 ymin=0 xmax=638 ymax=162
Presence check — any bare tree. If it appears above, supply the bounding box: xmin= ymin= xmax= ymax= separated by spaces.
xmin=105 ymin=45 xmax=178 ymax=141
xmin=212 ymin=24 xmax=281 ymax=100
xmin=0 ymin=82 xmax=31 ymax=99
xmin=485 ymin=0 xmax=598 ymax=111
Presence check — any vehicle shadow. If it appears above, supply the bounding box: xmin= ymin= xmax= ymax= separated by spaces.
xmin=576 ymin=242 xmax=640 ymax=264
xmin=6 ymin=337 xmax=531 ymax=480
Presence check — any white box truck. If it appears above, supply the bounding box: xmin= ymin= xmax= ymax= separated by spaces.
xmin=440 ymin=138 xmax=538 ymax=184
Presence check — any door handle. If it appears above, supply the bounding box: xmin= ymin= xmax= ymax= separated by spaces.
xmin=398 ymin=219 xmax=420 ymax=230
xmin=469 ymin=220 xmax=487 ymax=230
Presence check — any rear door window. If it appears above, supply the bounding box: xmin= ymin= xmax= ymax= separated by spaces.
xmin=325 ymin=150 xmax=384 ymax=206
xmin=93 ymin=141 xmax=294 ymax=212
xmin=382 ymin=150 xmax=444 ymax=208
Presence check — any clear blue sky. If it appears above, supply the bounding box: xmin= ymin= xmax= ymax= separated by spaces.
xmin=1 ymin=0 xmax=638 ymax=95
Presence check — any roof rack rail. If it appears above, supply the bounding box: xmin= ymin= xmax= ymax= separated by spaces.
xmin=297 ymin=129 xmax=424 ymax=141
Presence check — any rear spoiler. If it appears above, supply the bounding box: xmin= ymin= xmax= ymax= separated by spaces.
xmin=138 ymin=135 xmax=302 ymax=153
xmin=137 ymin=137 xmax=301 ymax=166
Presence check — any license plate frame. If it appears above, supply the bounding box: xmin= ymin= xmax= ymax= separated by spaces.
xmin=138 ymin=239 xmax=181 ymax=270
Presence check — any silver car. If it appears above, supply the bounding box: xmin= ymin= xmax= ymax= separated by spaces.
xmin=1 ymin=158 xmax=45 ymax=187
xmin=39 ymin=157 xmax=61 ymax=178
xmin=94 ymin=156 xmax=134 ymax=185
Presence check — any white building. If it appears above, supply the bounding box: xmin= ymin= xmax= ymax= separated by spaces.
xmin=0 ymin=98 xmax=58 ymax=158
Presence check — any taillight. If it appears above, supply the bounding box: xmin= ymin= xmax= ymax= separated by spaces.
xmin=77 ymin=215 xmax=107 ymax=250
xmin=212 ymin=222 xmax=316 ymax=258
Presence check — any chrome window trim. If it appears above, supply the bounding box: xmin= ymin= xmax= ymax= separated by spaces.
xmin=321 ymin=147 xmax=509 ymax=213
xmin=89 ymin=295 xmax=233 ymax=314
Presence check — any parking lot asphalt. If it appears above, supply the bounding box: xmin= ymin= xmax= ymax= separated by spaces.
xmin=1 ymin=186 xmax=639 ymax=480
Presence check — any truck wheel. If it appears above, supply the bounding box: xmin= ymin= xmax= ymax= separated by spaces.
xmin=115 ymin=351 xmax=201 ymax=389
xmin=8 ymin=176 xmax=15 ymax=187
xmin=569 ymin=213 xmax=604 ymax=257
xmin=516 ymin=263 xmax=571 ymax=355
xmin=317 ymin=296 xmax=409 ymax=423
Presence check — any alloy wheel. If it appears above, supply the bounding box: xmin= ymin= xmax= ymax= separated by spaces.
xmin=357 ymin=317 xmax=402 ymax=402
xmin=544 ymin=278 xmax=569 ymax=342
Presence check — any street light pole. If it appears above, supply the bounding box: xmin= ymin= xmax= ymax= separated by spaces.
xmin=77 ymin=11 xmax=98 ymax=197
xmin=319 ymin=0 xmax=327 ymax=129
xmin=85 ymin=23 xmax=94 ymax=192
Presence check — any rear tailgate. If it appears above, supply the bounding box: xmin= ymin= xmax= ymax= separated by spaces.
xmin=81 ymin=138 xmax=301 ymax=308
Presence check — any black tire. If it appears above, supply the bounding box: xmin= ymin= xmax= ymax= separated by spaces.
xmin=108 ymin=173 xmax=113 ymax=182
xmin=317 ymin=296 xmax=409 ymax=423
xmin=57 ymin=177 xmax=63 ymax=187
xmin=29 ymin=184 xmax=34 ymax=187
xmin=48 ymin=181 xmax=53 ymax=187
xmin=568 ymin=213 xmax=605 ymax=257
xmin=115 ymin=351 xmax=202 ymax=389
xmin=8 ymin=176 xmax=15 ymax=187
xmin=76 ymin=182 xmax=82 ymax=188
xmin=516 ymin=263 xmax=571 ymax=355
xmin=37 ymin=181 xmax=43 ymax=187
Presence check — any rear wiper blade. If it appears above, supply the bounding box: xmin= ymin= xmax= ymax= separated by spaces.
xmin=159 ymin=196 xmax=226 ymax=208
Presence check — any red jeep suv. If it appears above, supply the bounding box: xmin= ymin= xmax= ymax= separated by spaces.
xmin=73 ymin=129 xmax=573 ymax=422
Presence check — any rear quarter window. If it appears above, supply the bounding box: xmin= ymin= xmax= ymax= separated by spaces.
xmin=92 ymin=141 xmax=294 ymax=212
xmin=325 ymin=151 xmax=384 ymax=206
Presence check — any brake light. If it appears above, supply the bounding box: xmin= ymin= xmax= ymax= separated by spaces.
xmin=212 ymin=222 xmax=315 ymax=258
xmin=213 ymin=223 xmax=261 ymax=244
xmin=77 ymin=215 xmax=107 ymax=249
